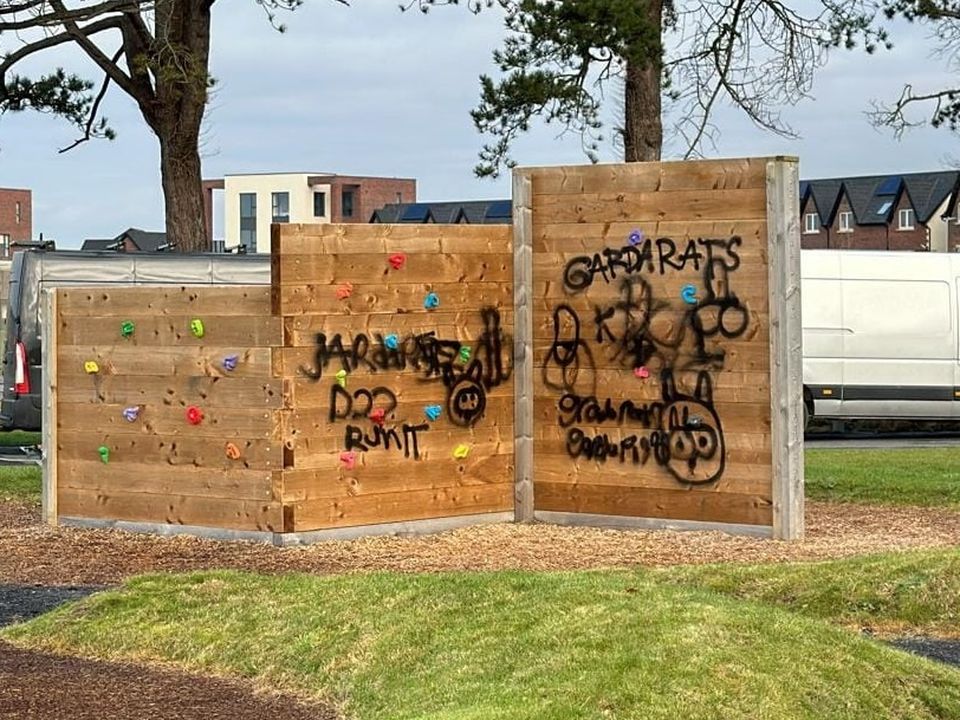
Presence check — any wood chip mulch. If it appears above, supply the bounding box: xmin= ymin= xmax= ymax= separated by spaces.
xmin=2 ymin=500 xmax=959 ymax=586
xmin=0 ymin=642 xmax=337 ymax=720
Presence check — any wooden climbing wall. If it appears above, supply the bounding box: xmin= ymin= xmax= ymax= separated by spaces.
xmin=272 ymin=224 xmax=515 ymax=533
xmin=515 ymin=158 xmax=802 ymax=534
xmin=50 ymin=286 xmax=284 ymax=532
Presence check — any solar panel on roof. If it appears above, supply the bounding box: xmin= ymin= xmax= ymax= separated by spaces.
xmin=400 ymin=204 xmax=432 ymax=222
xmin=485 ymin=200 xmax=513 ymax=220
xmin=876 ymin=176 xmax=901 ymax=195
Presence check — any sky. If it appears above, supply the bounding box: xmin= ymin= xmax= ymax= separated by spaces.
xmin=0 ymin=2 xmax=958 ymax=247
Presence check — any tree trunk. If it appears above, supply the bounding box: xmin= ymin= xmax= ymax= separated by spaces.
xmin=623 ymin=1 xmax=663 ymax=162
xmin=159 ymin=128 xmax=207 ymax=252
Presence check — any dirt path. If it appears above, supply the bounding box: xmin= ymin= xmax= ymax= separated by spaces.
xmin=3 ymin=500 xmax=960 ymax=585
xmin=0 ymin=642 xmax=337 ymax=720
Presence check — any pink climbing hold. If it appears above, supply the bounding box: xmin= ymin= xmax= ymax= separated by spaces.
xmin=186 ymin=406 xmax=204 ymax=425
xmin=339 ymin=451 xmax=357 ymax=470
xmin=369 ymin=407 xmax=386 ymax=426
xmin=336 ymin=283 xmax=354 ymax=300
xmin=634 ymin=366 xmax=650 ymax=379
xmin=388 ymin=253 xmax=406 ymax=270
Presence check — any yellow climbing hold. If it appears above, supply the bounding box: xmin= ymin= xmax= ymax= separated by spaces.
xmin=84 ymin=360 xmax=99 ymax=374
xmin=453 ymin=443 xmax=470 ymax=460
xmin=335 ymin=369 xmax=348 ymax=388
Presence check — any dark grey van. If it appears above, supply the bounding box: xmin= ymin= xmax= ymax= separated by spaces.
xmin=1 ymin=249 xmax=270 ymax=431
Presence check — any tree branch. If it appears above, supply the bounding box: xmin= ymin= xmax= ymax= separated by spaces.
xmin=57 ymin=46 xmax=122 ymax=152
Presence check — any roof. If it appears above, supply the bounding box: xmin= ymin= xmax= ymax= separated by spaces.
xmin=801 ymin=171 xmax=958 ymax=227
xmin=370 ymin=200 xmax=511 ymax=225
xmin=120 ymin=228 xmax=168 ymax=251
xmin=80 ymin=239 xmax=113 ymax=251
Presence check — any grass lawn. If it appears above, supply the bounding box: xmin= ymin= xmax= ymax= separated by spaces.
xmin=661 ymin=548 xmax=960 ymax=637
xmin=0 ymin=465 xmax=40 ymax=503
xmin=806 ymin=447 xmax=960 ymax=506
xmin=0 ymin=430 xmax=40 ymax=447
xmin=6 ymin=569 xmax=960 ymax=720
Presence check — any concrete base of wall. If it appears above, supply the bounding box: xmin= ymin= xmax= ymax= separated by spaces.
xmin=533 ymin=511 xmax=774 ymax=539
xmin=59 ymin=512 xmax=517 ymax=546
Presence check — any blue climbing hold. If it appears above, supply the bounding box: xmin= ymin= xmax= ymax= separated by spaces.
xmin=384 ymin=334 xmax=399 ymax=351
xmin=628 ymin=229 xmax=644 ymax=246
xmin=424 ymin=292 xmax=440 ymax=310
xmin=681 ymin=284 xmax=698 ymax=304
xmin=424 ymin=405 xmax=442 ymax=421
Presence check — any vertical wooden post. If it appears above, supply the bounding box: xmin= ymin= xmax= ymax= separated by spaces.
xmin=766 ymin=158 xmax=805 ymax=540
xmin=513 ymin=169 xmax=535 ymax=522
xmin=41 ymin=289 xmax=58 ymax=526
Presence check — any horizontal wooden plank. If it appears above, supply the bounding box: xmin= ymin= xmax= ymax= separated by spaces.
xmin=530 ymin=280 xmax=770 ymax=312
xmin=57 ymin=346 xmax=274 ymax=378
xmin=533 ymin=481 xmax=772 ymax=527
xmin=58 ymin=402 xmax=278 ymax=439
xmin=276 ymin=253 xmax=512 ymax=285
xmin=58 ymin=487 xmax=284 ymax=532
xmin=274 ymin=223 xmax=512 ymax=255
xmin=56 ymin=375 xmax=286 ymax=409
xmin=57 ymin=287 xmax=271 ymax=317
xmin=532 ymin=341 xmax=771 ymax=376
xmin=276 ymin=281 xmax=513 ymax=316
xmin=533 ymin=221 xmax=768 ymax=256
xmin=56 ymin=315 xmax=281 ymax=348
xmin=57 ymin=432 xmax=282 ymax=471
xmin=282 ymin=311 xmax=514 ymax=347
xmin=59 ymin=459 xmax=276 ymax=502
xmin=281 ymin=453 xmax=514 ymax=501
xmin=531 ymin=188 xmax=768 ymax=225
xmin=287 ymin=482 xmax=514 ymax=532
xmin=527 ymin=158 xmax=770 ymax=196
xmin=288 ymin=375 xmax=513 ymax=410
xmin=533 ymin=424 xmax=772 ymax=454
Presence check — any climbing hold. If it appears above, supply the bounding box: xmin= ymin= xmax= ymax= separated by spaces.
xmin=388 ymin=253 xmax=406 ymax=270
xmin=335 ymin=369 xmax=348 ymax=388
xmin=369 ymin=407 xmax=386 ymax=426
xmin=458 ymin=346 xmax=472 ymax=363
xmin=453 ymin=443 xmax=470 ymax=460
xmin=384 ymin=334 xmax=399 ymax=351
xmin=97 ymin=446 xmax=110 ymax=464
xmin=83 ymin=360 xmax=99 ymax=374
xmin=423 ymin=292 xmax=440 ymax=310
xmin=339 ymin=451 xmax=357 ymax=470
xmin=120 ymin=320 xmax=135 ymax=338
xmin=633 ymin=366 xmax=650 ymax=380
xmin=680 ymin=284 xmax=698 ymax=304
xmin=424 ymin=405 xmax=442 ymax=421
xmin=685 ymin=416 xmax=703 ymax=429
xmin=628 ymin=229 xmax=645 ymax=246
xmin=222 ymin=354 xmax=239 ymax=372
xmin=122 ymin=406 xmax=140 ymax=422
xmin=186 ymin=406 xmax=204 ymax=425
xmin=225 ymin=442 xmax=241 ymax=460
xmin=190 ymin=318 xmax=205 ymax=338
xmin=336 ymin=283 xmax=354 ymax=300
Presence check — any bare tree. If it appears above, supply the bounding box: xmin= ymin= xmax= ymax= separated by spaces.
xmin=415 ymin=0 xmax=883 ymax=177
xmin=0 ymin=0 xmax=342 ymax=251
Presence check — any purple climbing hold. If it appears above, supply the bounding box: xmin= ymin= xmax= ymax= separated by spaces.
xmin=122 ymin=406 xmax=140 ymax=422
xmin=223 ymin=354 xmax=239 ymax=371
xmin=628 ymin=229 xmax=645 ymax=246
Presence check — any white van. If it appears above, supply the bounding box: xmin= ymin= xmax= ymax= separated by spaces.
xmin=802 ymin=249 xmax=960 ymax=426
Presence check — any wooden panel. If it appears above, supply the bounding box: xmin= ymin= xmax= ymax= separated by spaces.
xmin=56 ymin=375 xmax=285 ymax=409
xmin=58 ymin=402 xmax=278 ymax=439
xmin=58 ymin=488 xmax=284 ymax=532
xmin=58 ymin=346 xmax=274 ymax=378
xmin=57 ymin=315 xmax=281 ymax=347
xmin=275 ymin=281 xmax=513 ymax=316
xmin=527 ymin=159 xmax=780 ymax=529
xmin=276 ymin=253 xmax=512 ymax=285
xmin=57 ymin=286 xmax=271 ymax=317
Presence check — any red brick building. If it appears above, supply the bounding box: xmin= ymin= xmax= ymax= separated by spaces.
xmin=0 ymin=188 xmax=32 ymax=258
xmin=800 ymin=172 xmax=955 ymax=252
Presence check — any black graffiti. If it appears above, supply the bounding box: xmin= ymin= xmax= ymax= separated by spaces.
xmin=300 ymin=330 xmax=460 ymax=381
xmin=447 ymin=361 xmax=487 ymax=427
xmin=344 ymin=422 xmax=429 ymax=459
xmin=557 ymin=393 xmax=662 ymax=429
xmin=328 ymin=385 xmax=398 ymax=423
xmin=566 ymin=427 xmax=667 ymax=466
xmin=543 ymin=305 xmax=596 ymax=395
xmin=562 ymin=236 xmax=742 ymax=292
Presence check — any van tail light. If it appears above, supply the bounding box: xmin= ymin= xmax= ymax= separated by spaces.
xmin=14 ymin=341 xmax=29 ymax=396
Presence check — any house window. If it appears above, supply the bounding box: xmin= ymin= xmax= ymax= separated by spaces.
xmin=804 ymin=213 xmax=820 ymax=234
xmin=212 ymin=239 xmax=226 ymax=253
xmin=839 ymin=211 xmax=853 ymax=233
xmin=313 ymin=191 xmax=327 ymax=217
xmin=0 ymin=234 xmax=9 ymax=256
xmin=239 ymin=192 xmax=256 ymax=249
xmin=899 ymin=208 xmax=915 ymax=230
xmin=342 ymin=189 xmax=355 ymax=218
xmin=14 ymin=202 xmax=21 ymax=225
xmin=271 ymin=192 xmax=290 ymax=223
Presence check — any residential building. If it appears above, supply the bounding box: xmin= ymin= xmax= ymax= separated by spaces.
xmin=81 ymin=228 xmax=169 ymax=252
xmin=799 ymin=171 xmax=957 ymax=251
xmin=204 ymin=172 xmax=416 ymax=252
xmin=0 ymin=188 xmax=32 ymax=258
xmin=370 ymin=199 xmax=512 ymax=224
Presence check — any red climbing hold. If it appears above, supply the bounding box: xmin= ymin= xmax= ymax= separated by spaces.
xmin=388 ymin=253 xmax=406 ymax=270
xmin=339 ymin=451 xmax=357 ymax=470
xmin=186 ymin=406 xmax=204 ymax=425
xmin=369 ymin=407 xmax=386 ymax=426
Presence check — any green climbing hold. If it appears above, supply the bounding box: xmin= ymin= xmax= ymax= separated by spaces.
xmin=189 ymin=318 xmax=205 ymax=338
xmin=120 ymin=320 xmax=135 ymax=338
xmin=97 ymin=446 xmax=110 ymax=464
xmin=459 ymin=345 xmax=472 ymax=363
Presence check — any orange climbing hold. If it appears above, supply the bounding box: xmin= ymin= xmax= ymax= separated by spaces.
xmin=225 ymin=442 xmax=241 ymax=460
